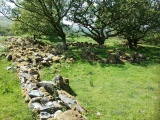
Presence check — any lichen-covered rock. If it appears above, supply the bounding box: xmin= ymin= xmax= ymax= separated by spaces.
xmin=130 ymin=52 xmax=146 ymax=63
xmin=52 ymin=56 xmax=61 ymax=62
xmin=6 ymin=54 xmax=12 ymax=61
xmin=58 ymin=90 xmax=76 ymax=108
xmin=2 ymin=37 xmax=87 ymax=120
xmin=53 ymin=110 xmax=63 ymax=119
xmin=107 ymin=53 xmax=122 ymax=64
xmin=29 ymin=102 xmax=42 ymax=110
xmin=54 ymin=75 xmax=70 ymax=92
xmin=56 ymin=110 xmax=87 ymax=120
xmin=40 ymin=112 xmax=51 ymax=120
xmin=28 ymin=89 xmax=44 ymax=98
xmin=25 ymin=94 xmax=31 ymax=103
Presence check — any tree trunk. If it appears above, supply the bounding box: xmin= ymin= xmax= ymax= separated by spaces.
xmin=133 ymin=40 xmax=138 ymax=48
xmin=97 ymin=37 xmax=105 ymax=45
xmin=61 ymin=34 xmax=68 ymax=50
xmin=62 ymin=39 xmax=67 ymax=50
xmin=33 ymin=34 xmax=36 ymax=40
xmin=58 ymin=30 xmax=68 ymax=50
xmin=128 ymin=40 xmax=133 ymax=49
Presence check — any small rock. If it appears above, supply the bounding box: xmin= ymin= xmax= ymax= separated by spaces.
xmin=47 ymin=118 xmax=54 ymax=120
xmin=52 ymin=101 xmax=63 ymax=109
xmin=29 ymin=102 xmax=42 ymax=110
xmin=20 ymin=66 xmax=29 ymax=72
xmin=6 ymin=66 xmax=12 ymax=70
xmin=45 ymin=101 xmax=53 ymax=106
xmin=52 ymin=56 xmax=61 ymax=62
xmin=25 ymin=94 xmax=31 ymax=103
xmin=17 ymin=58 xmax=24 ymax=62
xmin=41 ymin=60 xmax=50 ymax=67
xmin=73 ymin=103 xmax=86 ymax=113
xmin=0 ymin=53 xmax=6 ymax=57
xmin=53 ymin=110 xmax=62 ymax=119
xmin=43 ymin=57 xmax=49 ymax=61
xmin=20 ymin=77 xmax=26 ymax=84
xmin=40 ymin=105 xmax=61 ymax=113
xmin=58 ymin=110 xmax=87 ymax=120
xmin=21 ymin=73 xmax=29 ymax=78
xmin=28 ymin=89 xmax=44 ymax=98
xmin=43 ymin=84 xmax=55 ymax=95
xmin=47 ymin=54 xmax=54 ymax=60
xmin=58 ymin=91 xmax=76 ymax=108
xmin=37 ymin=81 xmax=53 ymax=87
xmin=29 ymin=97 xmax=42 ymax=103
xmin=39 ymin=87 xmax=46 ymax=92
xmin=96 ymin=112 xmax=101 ymax=118
xmin=6 ymin=54 xmax=12 ymax=61
xmin=54 ymin=75 xmax=70 ymax=92
xmin=40 ymin=112 xmax=51 ymax=120
xmin=41 ymin=97 xmax=49 ymax=104
xmin=37 ymin=81 xmax=55 ymax=95
xmin=42 ymin=92 xmax=50 ymax=97
xmin=26 ymin=83 xmax=37 ymax=92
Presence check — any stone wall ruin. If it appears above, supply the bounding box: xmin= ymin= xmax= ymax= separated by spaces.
xmin=2 ymin=37 xmax=87 ymax=120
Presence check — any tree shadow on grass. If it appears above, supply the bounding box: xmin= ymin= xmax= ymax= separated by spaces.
xmin=129 ymin=45 xmax=160 ymax=67
xmin=48 ymin=35 xmax=62 ymax=43
xmin=38 ymin=35 xmax=62 ymax=44
xmin=64 ymin=42 xmax=160 ymax=68
xmin=67 ymin=86 xmax=77 ymax=96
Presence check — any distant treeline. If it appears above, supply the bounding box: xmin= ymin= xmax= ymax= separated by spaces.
xmin=0 ymin=25 xmax=15 ymax=36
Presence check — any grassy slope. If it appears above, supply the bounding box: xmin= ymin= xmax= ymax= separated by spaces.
xmin=0 ymin=59 xmax=35 ymax=120
xmin=0 ymin=37 xmax=35 ymax=120
xmin=41 ymin=37 xmax=160 ymax=120
xmin=0 ymin=36 xmax=160 ymax=120
xmin=41 ymin=61 xmax=160 ymax=120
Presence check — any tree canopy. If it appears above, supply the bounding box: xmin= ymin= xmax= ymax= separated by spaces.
xmin=69 ymin=0 xmax=126 ymax=45
xmin=113 ymin=0 xmax=160 ymax=48
xmin=0 ymin=0 xmax=159 ymax=49
xmin=0 ymin=0 xmax=76 ymax=49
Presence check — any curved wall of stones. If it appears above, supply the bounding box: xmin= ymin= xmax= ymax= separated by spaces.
xmin=3 ymin=37 xmax=87 ymax=120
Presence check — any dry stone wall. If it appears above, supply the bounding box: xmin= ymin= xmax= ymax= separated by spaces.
xmin=2 ymin=37 xmax=87 ymax=120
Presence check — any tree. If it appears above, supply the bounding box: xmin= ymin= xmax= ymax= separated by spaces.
xmin=0 ymin=0 xmax=76 ymax=50
xmin=69 ymin=0 xmax=125 ymax=45
xmin=0 ymin=26 xmax=9 ymax=36
xmin=11 ymin=8 xmax=55 ymax=39
xmin=0 ymin=25 xmax=15 ymax=36
xmin=113 ymin=0 xmax=160 ymax=49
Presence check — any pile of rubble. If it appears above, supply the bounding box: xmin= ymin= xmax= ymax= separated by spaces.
xmin=107 ymin=50 xmax=146 ymax=64
xmin=3 ymin=37 xmax=67 ymax=67
xmin=2 ymin=37 xmax=87 ymax=120
xmin=68 ymin=42 xmax=146 ymax=64
xmin=68 ymin=42 xmax=106 ymax=48
xmin=19 ymin=67 xmax=86 ymax=120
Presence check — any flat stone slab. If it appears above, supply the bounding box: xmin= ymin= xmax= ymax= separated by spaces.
xmin=28 ymin=89 xmax=44 ymax=98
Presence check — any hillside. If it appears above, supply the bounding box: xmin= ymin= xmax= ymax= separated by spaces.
xmin=0 ymin=16 xmax=12 ymax=27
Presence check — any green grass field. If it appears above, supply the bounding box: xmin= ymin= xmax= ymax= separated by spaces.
xmin=0 ymin=59 xmax=36 ymax=120
xmin=0 ymin=36 xmax=160 ymax=120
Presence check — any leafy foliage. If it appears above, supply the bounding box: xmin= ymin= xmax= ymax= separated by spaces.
xmin=0 ymin=0 xmax=159 ymax=48
xmin=0 ymin=25 xmax=15 ymax=36
xmin=113 ymin=0 xmax=160 ymax=48
xmin=69 ymin=0 xmax=125 ymax=45
xmin=0 ymin=0 xmax=77 ymax=49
